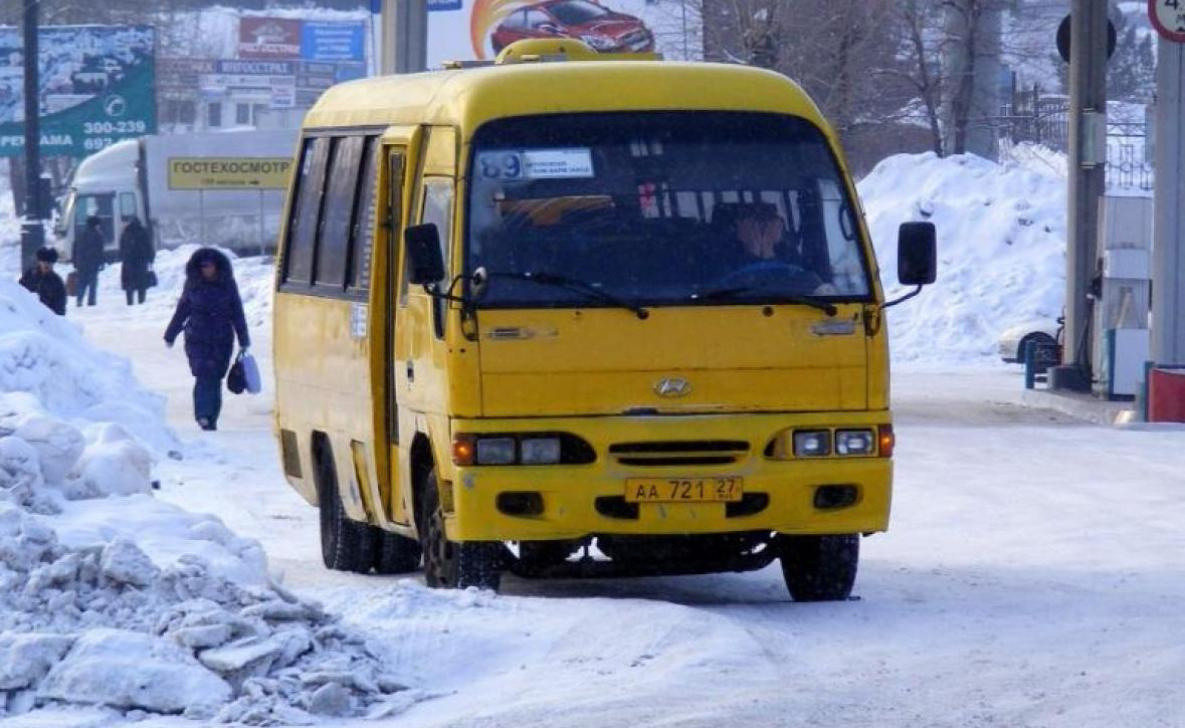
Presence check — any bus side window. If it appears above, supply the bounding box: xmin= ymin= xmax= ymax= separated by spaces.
xmin=314 ymin=135 xmax=365 ymax=291
xmin=347 ymin=136 xmax=380 ymax=295
xmin=419 ymin=177 xmax=454 ymax=338
xmin=283 ymin=137 xmax=330 ymax=286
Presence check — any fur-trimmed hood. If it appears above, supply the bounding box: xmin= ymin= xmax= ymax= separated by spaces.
xmin=184 ymin=248 xmax=235 ymax=288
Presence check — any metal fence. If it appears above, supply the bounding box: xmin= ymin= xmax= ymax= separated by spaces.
xmin=998 ymin=90 xmax=1153 ymax=193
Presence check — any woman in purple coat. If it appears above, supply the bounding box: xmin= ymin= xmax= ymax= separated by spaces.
xmin=164 ymin=248 xmax=250 ymax=431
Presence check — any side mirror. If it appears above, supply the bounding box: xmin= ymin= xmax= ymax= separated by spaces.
xmin=404 ymin=223 xmax=445 ymax=285
xmin=897 ymin=221 xmax=936 ymax=286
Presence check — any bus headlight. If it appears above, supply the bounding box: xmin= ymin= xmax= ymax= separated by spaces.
xmin=476 ymin=437 xmax=516 ymax=465
xmin=835 ymin=429 xmax=875 ymax=456
xmin=521 ymin=437 xmax=561 ymax=465
xmin=793 ymin=430 xmax=831 ymax=457
xmin=452 ymin=433 xmax=596 ymax=466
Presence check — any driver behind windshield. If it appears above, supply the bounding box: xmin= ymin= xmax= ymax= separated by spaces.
xmin=714 ymin=201 xmax=838 ymax=295
xmin=731 ymin=202 xmax=795 ymax=265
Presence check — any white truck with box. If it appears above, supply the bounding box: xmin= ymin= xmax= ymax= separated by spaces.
xmin=55 ymin=128 xmax=298 ymax=261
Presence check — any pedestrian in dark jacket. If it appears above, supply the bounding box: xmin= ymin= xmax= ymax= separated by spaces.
xmin=19 ymin=247 xmax=67 ymax=316
xmin=73 ymin=215 xmax=106 ymax=307
xmin=163 ymin=248 xmax=251 ymax=431
xmin=119 ymin=217 xmax=154 ymax=305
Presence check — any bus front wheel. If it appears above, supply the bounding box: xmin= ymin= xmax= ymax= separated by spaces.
xmin=778 ymin=534 xmax=859 ymax=602
xmin=418 ymin=467 xmax=502 ymax=591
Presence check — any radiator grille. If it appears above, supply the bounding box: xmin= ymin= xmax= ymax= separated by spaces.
xmin=608 ymin=440 xmax=749 ymax=467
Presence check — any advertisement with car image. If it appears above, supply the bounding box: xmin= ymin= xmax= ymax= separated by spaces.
xmin=428 ymin=0 xmax=699 ymax=67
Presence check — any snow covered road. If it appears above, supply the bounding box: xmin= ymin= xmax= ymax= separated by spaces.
xmin=60 ymin=271 xmax=1185 ymax=728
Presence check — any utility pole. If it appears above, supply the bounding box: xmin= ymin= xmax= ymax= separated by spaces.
xmin=1151 ymin=14 xmax=1185 ymax=367
xmin=20 ymin=0 xmax=44 ymax=271
xmin=380 ymin=0 xmax=429 ymax=75
xmin=1051 ymin=0 xmax=1108 ymax=393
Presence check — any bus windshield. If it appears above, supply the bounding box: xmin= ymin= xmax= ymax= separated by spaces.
xmin=466 ymin=112 xmax=873 ymax=309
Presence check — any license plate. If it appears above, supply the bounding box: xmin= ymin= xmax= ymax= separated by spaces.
xmin=624 ymin=477 xmax=743 ymax=503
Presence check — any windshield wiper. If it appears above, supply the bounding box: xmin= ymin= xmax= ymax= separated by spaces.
xmin=476 ymin=270 xmax=650 ymax=320
xmin=698 ymin=285 xmax=838 ymax=316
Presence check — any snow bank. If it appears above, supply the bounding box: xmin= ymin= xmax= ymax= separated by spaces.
xmin=859 ymin=152 xmax=1066 ymax=363
xmin=0 ymin=271 xmax=405 ymax=722
xmin=0 ymin=278 xmax=175 ymax=455
xmin=0 ymin=164 xmax=18 ymax=279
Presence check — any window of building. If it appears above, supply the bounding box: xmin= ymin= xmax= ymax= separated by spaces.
xmin=236 ymin=103 xmax=251 ymax=125
xmin=207 ymin=102 xmax=222 ymax=128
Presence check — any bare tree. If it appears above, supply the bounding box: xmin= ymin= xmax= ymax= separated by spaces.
xmin=887 ymin=0 xmax=946 ymax=155
xmin=939 ymin=0 xmax=1006 ymax=158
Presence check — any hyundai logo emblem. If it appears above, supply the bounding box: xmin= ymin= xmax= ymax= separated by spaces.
xmin=654 ymin=377 xmax=691 ymax=397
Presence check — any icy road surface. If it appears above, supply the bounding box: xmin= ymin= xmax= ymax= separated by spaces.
xmin=61 ymin=282 xmax=1185 ymax=728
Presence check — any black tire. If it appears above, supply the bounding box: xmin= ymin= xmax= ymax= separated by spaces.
xmin=1017 ymin=332 xmax=1056 ymax=363
xmin=779 ymin=534 xmax=859 ymax=602
xmin=316 ymin=445 xmax=376 ymax=574
xmin=373 ymin=527 xmax=422 ymax=574
xmin=418 ymin=467 xmax=502 ymax=590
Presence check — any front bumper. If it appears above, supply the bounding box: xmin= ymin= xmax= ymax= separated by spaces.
xmin=441 ymin=411 xmax=893 ymax=541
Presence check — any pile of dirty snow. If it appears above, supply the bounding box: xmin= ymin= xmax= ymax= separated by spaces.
xmin=859 ymin=152 xmax=1067 ymax=363
xmin=0 ymin=276 xmax=409 ymax=723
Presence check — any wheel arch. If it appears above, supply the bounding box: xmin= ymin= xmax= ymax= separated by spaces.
xmin=409 ymin=432 xmax=435 ymax=534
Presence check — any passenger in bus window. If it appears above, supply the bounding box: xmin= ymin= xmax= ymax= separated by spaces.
xmin=163 ymin=248 xmax=251 ymax=431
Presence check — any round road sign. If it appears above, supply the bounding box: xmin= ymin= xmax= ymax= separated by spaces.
xmin=1150 ymin=0 xmax=1185 ymax=42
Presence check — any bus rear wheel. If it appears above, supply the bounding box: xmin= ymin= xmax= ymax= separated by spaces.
xmin=418 ymin=467 xmax=502 ymax=591
xmin=316 ymin=445 xmax=375 ymax=574
xmin=373 ymin=527 xmax=422 ymax=574
xmin=778 ymin=534 xmax=859 ymax=602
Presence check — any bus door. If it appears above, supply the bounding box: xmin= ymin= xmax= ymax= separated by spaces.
xmin=371 ymin=127 xmax=421 ymax=526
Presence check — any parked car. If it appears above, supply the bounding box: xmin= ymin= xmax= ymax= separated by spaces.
xmin=998 ymin=318 xmax=1063 ymax=363
xmin=491 ymin=0 xmax=654 ymax=54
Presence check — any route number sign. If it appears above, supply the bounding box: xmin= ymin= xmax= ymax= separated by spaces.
xmin=1150 ymin=0 xmax=1185 ymax=42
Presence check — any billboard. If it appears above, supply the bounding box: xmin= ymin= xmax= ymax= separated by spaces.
xmin=240 ymin=17 xmax=366 ymax=62
xmin=0 ymin=25 xmax=156 ymax=158
xmin=159 ymin=57 xmax=365 ymax=111
xmin=301 ymin=22 xmax=366 ymax=61
xmin=239 ymin=17 xmax=302 ymax=59
xmin=426 ymin=0 xmax=700 ymax=68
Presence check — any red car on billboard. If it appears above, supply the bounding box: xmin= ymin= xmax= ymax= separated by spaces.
xmin=490 ymin=0 xmax=654 ymax=54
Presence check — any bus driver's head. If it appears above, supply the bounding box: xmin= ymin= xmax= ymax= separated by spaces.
xmin=736 ymin=202 xmax=783 ymax=260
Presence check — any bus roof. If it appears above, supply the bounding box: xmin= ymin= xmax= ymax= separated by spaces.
xmin=303 ymin=61 xmax=831 ymax=140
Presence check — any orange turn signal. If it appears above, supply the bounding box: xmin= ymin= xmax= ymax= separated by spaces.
xmin=877 ymin=425 xmax=894 ymax=458
xmin=452 ymin=435 xmax=476 ymax=466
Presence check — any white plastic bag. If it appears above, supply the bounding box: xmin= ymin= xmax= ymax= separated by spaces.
xmin=241 ymin=351 xmax=262 ymax=394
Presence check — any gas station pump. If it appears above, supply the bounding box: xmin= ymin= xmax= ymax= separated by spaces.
xmin=1094 ymin=196 xmax=1153 ymax=399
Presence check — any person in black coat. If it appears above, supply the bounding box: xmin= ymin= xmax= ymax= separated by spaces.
xmin=73 ymin=215 xmax=106 ymax=307
xmin=19 ymin=247 xmax=67 ymax=316
xmin=119 ymin=217 xmax=155 ymax=305
xmin=163 ymin=248 xmax=251 ymax=431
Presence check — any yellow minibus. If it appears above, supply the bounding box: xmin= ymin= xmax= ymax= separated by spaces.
xmin=273 ymin=39 xmax=935 ymax=599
